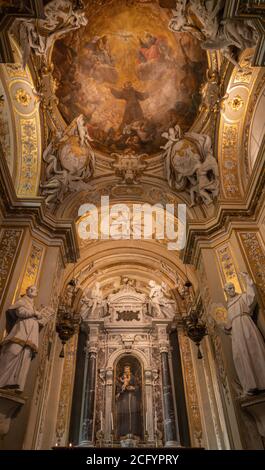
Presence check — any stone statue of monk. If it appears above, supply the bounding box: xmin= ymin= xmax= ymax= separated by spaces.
xmin=0 ymin=285 xmax=53 ymax=392
xmin=224 ymin=272 xmax=265 ymax=396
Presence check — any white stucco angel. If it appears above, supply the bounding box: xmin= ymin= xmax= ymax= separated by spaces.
xmin=169 ymin=0 xmax=258 ymax=67
xmin=41 ymin=115 xmax=94 ymax=206
xmin=17 ymin=0 xmax=88 ymax=67
xmin=189 ymin=152 xmax=219 ymax=207
xmin=80 ymin=282 xmax=106 ymax=321
xmin=148 ymin=281 xmax=176 ymax=319
xmin=162 ymin=126 xmax=219 ymax=206
xmin=224 ymin=272 xmax=265 ymax=396
xmin=0 ymin=286 xmax=54 ymax=392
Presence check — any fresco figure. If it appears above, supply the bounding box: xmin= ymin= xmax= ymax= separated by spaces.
xmin=110 ymin=82 xmax=149 ymax=129
xmin=138 ymin=33 xmax=161 ymax=63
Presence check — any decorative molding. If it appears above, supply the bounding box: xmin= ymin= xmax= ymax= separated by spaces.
xmin=0 ymin=227 xmax=23 ymax=306
xmin=19 ymin=241 xmax=45 ymax=296
xmin=0 ymin=78 xmax=13 ymax=175
xmin=238 ymin=231 xmax=265 ymax=298
xmin=178 ymin=330 xmax=203 ymax=448
xmin=55 ymin=334 xmax=78 ymax=446
xmin=220 ymin=123 xmax=242 ymax=199
xmin=197 ymin=257 xmax=211 ymax=311
xmin=216 ymin=244 xmax=242 ymax=294
xmin=244 ymin=71 xmax=265 ymax=176
xmin=17 ymin=117 xmax=40 ymax=197
xmin=32 ymin=252 xmax=64 ymax=449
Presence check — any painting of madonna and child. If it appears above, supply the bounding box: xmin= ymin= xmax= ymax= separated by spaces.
xmin=52 ymin=1 xmax=207 ymax=156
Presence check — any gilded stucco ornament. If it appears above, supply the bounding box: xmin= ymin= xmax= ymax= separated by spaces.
xmin=111 ymin=150 xmax=147 ymax=185
xmin=14 ymin=88 xmax=32 ymax=107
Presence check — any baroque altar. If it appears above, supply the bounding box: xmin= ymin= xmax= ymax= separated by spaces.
xmin=72 ymin=279 xmax=179 ymax=448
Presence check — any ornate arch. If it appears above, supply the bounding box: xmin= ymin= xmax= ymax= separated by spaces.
xmin=107 ymin=348 xmax=150 ymax=370
xmin=218 ymin=48 xmax=264 ymax=202
xmin=0 ymin=37 xmax=42 ymax=197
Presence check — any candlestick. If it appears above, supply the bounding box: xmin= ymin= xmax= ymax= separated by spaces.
xmin=111 ymin=412 xmax=114 ymax=431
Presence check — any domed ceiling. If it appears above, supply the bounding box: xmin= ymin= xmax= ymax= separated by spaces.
xmin=52 ymin=0 xmax=207 ymax=156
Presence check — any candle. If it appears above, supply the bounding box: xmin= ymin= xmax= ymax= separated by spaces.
xmin=111 ymin=412 xmax=114 ymax=431
xmin=155 ymin=410 xmax=158 ymax=432
xmin=100 ymin=411 xmax=103 ymax=431
xmin=69 ymin=442 xmax=72 ymax=448
xmin=146 ymin=411 xmax=148 ymax=430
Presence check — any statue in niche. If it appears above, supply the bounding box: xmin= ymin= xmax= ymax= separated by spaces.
xmin=115 ymin=357 xmax=143 ymax=440
xmin=168 ymin=1 xmax=258 ymax=67
xmin=162 ymin=124 xmax=219 ymax=207
xmin=0 ymin=286 xmax=54 ymax=392
xmin=224 ymin=272 xmax=265 ymax=396
xmin=148 ymin=281 xmax=176 ymax=319
xmin=80 ymin=282 xmax=107 ymax=320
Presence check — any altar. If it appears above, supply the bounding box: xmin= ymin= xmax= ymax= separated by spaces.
xmin=69 ymin=279 xmax=180 ymax=448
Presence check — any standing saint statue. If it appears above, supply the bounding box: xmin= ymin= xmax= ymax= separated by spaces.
xmin=148 ymin=280 xmax=176 ymax=319
xmin=110 ymin=81 xmax=149 ymax=129
xmin=115 ymin=363 xmax=142 ymax=440
xmin=0 ymin=286 xmax=53 ymax=392
xmin=80 ymin=282 xmax=106 ymax=321
xmin=224 ymin=272 xmax=265 ymax=396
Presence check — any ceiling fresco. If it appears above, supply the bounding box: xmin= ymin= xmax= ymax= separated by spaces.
xmin=52 ymin=1 xmax=207 ymax=156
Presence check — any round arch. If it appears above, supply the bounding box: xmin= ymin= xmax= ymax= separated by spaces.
xmin=0 ymin=37 xmax=42 ymax=197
